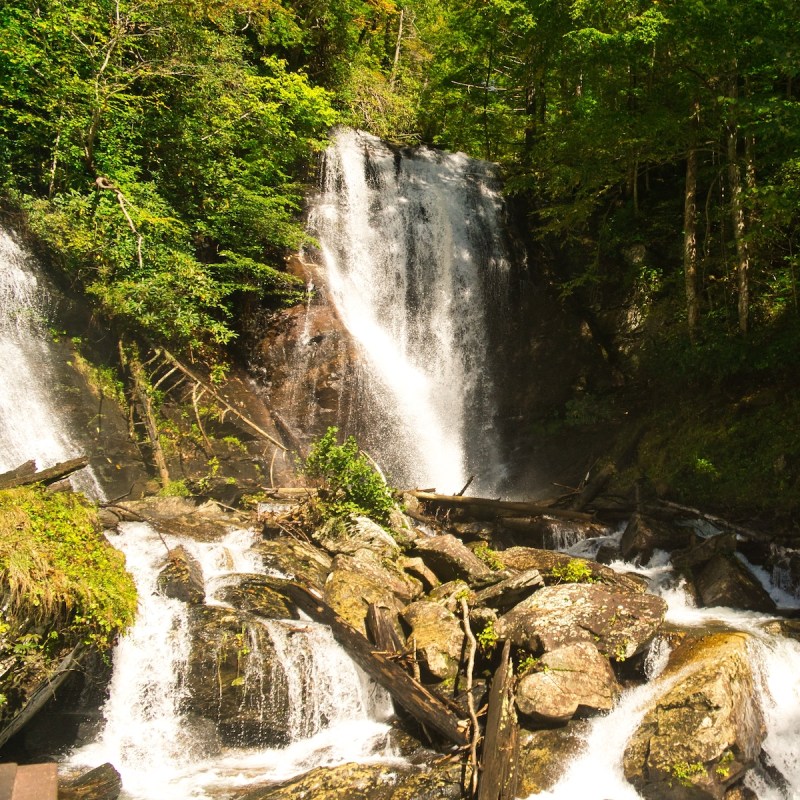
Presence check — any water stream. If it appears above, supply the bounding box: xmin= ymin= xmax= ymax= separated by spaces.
xmin=0 ymin=228 xmax=102 ymax=497
xmin=308 ymin=128 xmax=511 ymax=494
xmin=70 ymin=522 xmax=396 ymax=799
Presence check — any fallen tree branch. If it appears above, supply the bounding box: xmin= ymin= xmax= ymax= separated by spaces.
xmin=0 ymin=457 xmax=89 ymax=490
xmin=459 ymin=596 xmax=480 ymax=797
xmin=281 ymin=582 xmax=469 ymax=747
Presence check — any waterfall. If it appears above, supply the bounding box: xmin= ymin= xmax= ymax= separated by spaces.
xmin=0 ymin=229 xmax=102 ymax=497
xmin=71 ymin=522 xmax=396 ymax=799
xmin=308 ymin=128 xmax=511 ymax=494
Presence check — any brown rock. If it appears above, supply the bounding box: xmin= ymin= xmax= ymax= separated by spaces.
xmin=157 ymin=545 xmax=205 ymax=604
xmin=515 ymin=642 xmax=621 ymax=723
xmin=693 ymin=555 xmax=776 ymax=613
xmin=401 ymin=600 xmax=465 ymax=681
xmin=623 ymin=632 xmax=765 ymax=800
xmin=412 ymin=534 xmax=495 ymax=585
xmin=620 ymin=514 xmax=694 ymax=563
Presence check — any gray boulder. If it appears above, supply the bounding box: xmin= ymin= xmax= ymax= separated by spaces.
xmin=157 ymin=545 xmax=205 ymax=604
xmin=401 ymin=600 xmax=465 ymax=681
xmin=495 ymin=583 xmax=666 ymax=661
xmin=312 ymin=515 xmax=400 ymax=560
xmin=693 ymin=555 xmax=776 ymax=613
xmin=412 ymin=534 xmax=495 ymax=585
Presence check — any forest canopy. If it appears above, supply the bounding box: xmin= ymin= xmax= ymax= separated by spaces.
xmin=2 ymin=0 xmax=800 ymax=355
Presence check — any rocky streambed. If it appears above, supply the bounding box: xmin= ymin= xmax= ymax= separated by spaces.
xmin=5 ymin=491 xmax=782 ymax=800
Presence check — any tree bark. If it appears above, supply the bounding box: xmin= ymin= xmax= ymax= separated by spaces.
xmin=0 ymin=458 xmax=89 ymax=490
xmin=684 ymin=147 xmax=699 ymax=340
xmin=727 ymin=80 xmax=750 ymax=334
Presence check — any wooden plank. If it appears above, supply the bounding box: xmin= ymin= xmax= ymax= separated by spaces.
xmin=281 ymin=583 xmax=469 ymax=746
xmin=0 ymin=763 xmax=17 ymax=800
xmin=11 ymin=763 xmax=57 ymax=800
xmin=477 ymin=640 xmax=519 ymax=800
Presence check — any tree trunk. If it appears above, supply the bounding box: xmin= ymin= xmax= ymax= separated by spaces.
xmin=727 ymin=81 xmax=750 ymax=334
xmin=684 ymin=145 xmax=699 ymax=340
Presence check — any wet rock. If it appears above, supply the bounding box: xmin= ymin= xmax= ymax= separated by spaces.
xmin=157 ymin=545 xmax=205 ymax=604
xmin=516 ymin=721 xmax=591 ymax=795
xmin=185 ymin=606 xmax=290 ymax=746
xmin=255 ymin=537 xmax=331 ymax=591
xmin=723 ymin=786 xmax=757 ymax=800
xmin=59 ymin=762 xmax=121 ymax=800
xmin=515 ymin=642 xmax=621 ymax=723
xmin=495 ymin=583 xmax=666 ymax=661
xmin=213 ymin=576 xmax=298 ymax=620
xmin=693 ymin=555 xmax=776 ymax=613
xmin=117 ymin=497 xmax=254 ymax=540
xmin=501 ymin=516 xmax=612 ymax=551
xmin=96 ymin=508 xmax=121 ymax=529
xmin=411 ymin=534 xmax=495 ymax=585
xmin=401 ymin=600 xmax=465 ymax=682
xmin=324 ymin=550 xmax=421 ymax=634
xmin=623 ymin=632 xmax=765 ymax=799
xmin=232 ymin=760 xmax=464 ymax=800
xmin=499 ymin=546 xmax=648 ymax=594
xmin=672 ymin=533 xmax=738 ymax=571
xmin=620 ymin=514 xmax=693 ymax=564
xmin=312 ymin=515 xmax=400 ymax=560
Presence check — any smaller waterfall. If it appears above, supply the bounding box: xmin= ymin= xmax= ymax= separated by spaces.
xmin=71 ymin=522 xmax=396 ymax=799
xmin=309 ymin=128 xmax=510 ymax=494
xmin=0 ymin=229 xmax=102 ymax=497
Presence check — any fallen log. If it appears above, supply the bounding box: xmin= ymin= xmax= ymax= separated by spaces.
xmin=0 ymin=457 xmax=89 ymax=491
xmin=281 ymin=583 xmax=469 ymax=747
xmin=477 ymin=639 xmax=519 ymax=800
xmin=409 ymin=491 xmax=596 ymax=523
xmin=570 ymin=462 xmax=615 ymax=511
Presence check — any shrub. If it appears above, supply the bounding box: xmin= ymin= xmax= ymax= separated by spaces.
xmin=303 ymin=427 xmax=395 ymax=524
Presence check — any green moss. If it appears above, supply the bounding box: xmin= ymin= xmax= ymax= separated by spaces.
xmin=670 ymin=760 xmax=706 ymax=788
xmin=550 ymin=558 xmax=595 ymax=584
xmin=472 ymin=542 xmax=505 ymax=571
xmin=0 ymin=486 xmax=137 ymax=645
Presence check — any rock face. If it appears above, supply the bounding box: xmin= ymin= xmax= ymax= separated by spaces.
xmin=495 ymin=583 xmax=667 ymax=661
xmin=157 ymin=545 xmax=205 ymax=604
xmin=324 ymin=550 xmax=422 ymax=634
xmin=185 ymin=606 xmax=290 ymax=746
xmin=401 ymin=601 xmax=465 ymax=681
xmin=255 ymin=536 xmax=332 ymax=590
xmin=412 ymin=534 xmax=496 ymax=584
xmin=232 ymin=759 xmax=465 ymax=800
xmin=623 ymin=632 xmax=765 ymax=799
xmin=693 ymin=555 xmax=776 ymax=612
xmin=213 ymin=577 xmax=298 ymax=620
xmin=312 ymin=515 xmax=401 ymax=560
xmin=515 ymin=642 xmax=621 ymax=723
xmin=620 ymin=514 xmax=694 ymax=564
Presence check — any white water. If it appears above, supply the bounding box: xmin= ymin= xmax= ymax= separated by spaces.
xmin=71 ymin=522 xmax=397 ymax=799
xmin=309 ymin=128 xmax=510 ymax=494
xmin=0 ymin=229 xmax=102 ymax=497
xmin=531 ymin=537 xmax=800 ymax=799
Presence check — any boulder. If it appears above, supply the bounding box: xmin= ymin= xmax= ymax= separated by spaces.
xmin=516 ymin=721 xmax=591 ymax=796
xmin=59 ymin=763 xmax=122 ymax=800
xmin=495 ymin=583 xmax=666 ymax=661
xmin=623 ymin=632 xmax=765 ymax=799
xmin=312 ymin=515 xmax=400 ymax=560
xmin=471 ymin=568 xmax=544 ymax=611
xmin=324 ymin=550 xmax=422 ymax=634
xmin=399 ymin=556 xmax=440 ymax=592
xmin=213 ymin=576 xmax=298 ymax=620
xmin=157 ymin=545 xmax=205 ymax=604
xmin=515 ymin=642 xmax=621 ymax=723
xmin=411 ymin=534 xmax=495 ymax=585
xmin=232 ymin=760 xmax=464 ymax=800
xmin=693 ymin=555 xmax=776 ymax=613
xmin=185 ymin=606 xmax=290 ymax=746
xmin=620 ymin=514 xmax=694 ymax=564
xmin=501 ymin=516 xmax=612 ymax=551
xmin=401 ymin=600 xmax=465 ymax=681
xmin=254 ymin=536 xmax=331 ymax=591
xmin=672 ymin=533 xmax=737 ymax=571
xmin=498 ymin=547 xmax=648 ymax=595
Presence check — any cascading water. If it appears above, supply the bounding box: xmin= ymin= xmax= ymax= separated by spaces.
xmin=308 ymin=128 xmax=511 ymax=494
xmin=70 ymin=522 xmax=396 ymax=799
xmin=0 ymin=229 xmax=101 ymax=497
xmin=530 ymin=536 xmax=800 ymax=799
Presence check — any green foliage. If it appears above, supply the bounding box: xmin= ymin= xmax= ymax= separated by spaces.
xmin=670 ymin=760 xmax=706 ymax=788
xmin=0 ymin=486 xmax=137 ymax=651
xmin=477 ymin=620 xmax=498 ymax=653
xmin=515 ymin=652 xmax=538 ymax=676
xmin=303 ymin=426 xmax=395 ymax=524
xmin=550 ymin=559 xmax=595 ymax=584
xmin=472 ymin=542 xmax=504 ymax=571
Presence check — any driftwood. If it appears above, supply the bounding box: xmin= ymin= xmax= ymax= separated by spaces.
xmin=365 ymin=603 xmax=405 ymax=653
xmin=0 ymin=457 xmax=89 ymax=491
xmin=281 ymin=583 xmax=469 ymax=747
xmin=409 ymin=491 xmax=596 ymax=523
xmin=477 ymin=639 xmax=519 ymax=800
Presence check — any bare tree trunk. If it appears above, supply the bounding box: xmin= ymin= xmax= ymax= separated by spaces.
xmin=727 ymin=80 xmax=750 ymax=334
xmin=684 ymin=145 xmax=699 ymax=341
xmin=389 ymin=8 xmax=404 ymax=88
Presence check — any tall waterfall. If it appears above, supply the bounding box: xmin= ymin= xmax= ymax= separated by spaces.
xmin=308 ymin=128 xmax=511 ymax=494
xmin=0 ymin=229 xmax=101 ymax=497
